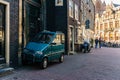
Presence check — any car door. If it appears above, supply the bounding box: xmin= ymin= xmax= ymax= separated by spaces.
xmin=51 ymin=34 xmax=64 ymax=60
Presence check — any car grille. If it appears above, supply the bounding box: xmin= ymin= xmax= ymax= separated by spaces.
xmin=26 ymin=54 xmax=33 ymax=59
xmin=25 ymin=52 xmax=34 ymax=61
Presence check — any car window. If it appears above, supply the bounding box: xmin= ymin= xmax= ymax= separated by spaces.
xmin=52 ymin=34 xmax=64 ymax=45
xmin=32 ymin=33 xmax=54 ymax=44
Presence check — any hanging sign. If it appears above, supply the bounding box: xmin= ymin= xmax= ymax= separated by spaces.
xmin=55 ymin=0 xmax=63 ymax=6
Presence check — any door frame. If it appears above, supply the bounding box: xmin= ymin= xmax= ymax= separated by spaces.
xmin=69 ymin=25 xmax=75 ymax=53
xmin=0 ymin=1 xmax=10 ymax=66
xmin=24 ymin=1 xmax=41 ymax=46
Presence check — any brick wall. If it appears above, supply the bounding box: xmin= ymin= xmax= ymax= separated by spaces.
xmin=4 ymin=0 xmax=19 ymax=68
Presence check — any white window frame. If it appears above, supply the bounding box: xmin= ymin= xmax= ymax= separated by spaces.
xmin=69 ymin=0 xmax=73 ymax=18
xmin=55 ymin=0 xmax=63 ymax=6
xmin=75 ymin=4 xmax=78 ymax=20
xmin=0 ymin=0 xmax=10 ymax=66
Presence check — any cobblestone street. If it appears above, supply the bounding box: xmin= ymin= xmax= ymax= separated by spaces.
xmin=1 ymin=47 xmax=120 ymax=80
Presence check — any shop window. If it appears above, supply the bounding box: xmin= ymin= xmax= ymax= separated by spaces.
xmin=0 ymin=4 xmax=5 ymax=57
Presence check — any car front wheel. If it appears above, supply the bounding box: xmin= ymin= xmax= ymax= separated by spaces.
xmin=59 ymin=54 xmax=64 ymax=63
xmin=41 ymin=58 xmax=48 ymax=69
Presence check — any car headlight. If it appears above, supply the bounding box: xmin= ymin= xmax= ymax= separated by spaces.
xmin=35 ymin=51 xmax=43 ymax=55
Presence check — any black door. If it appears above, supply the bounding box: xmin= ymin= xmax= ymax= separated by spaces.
xmin=25 ymin=3 xmax=41 ymax=43
xmin=0 ymin=4 xmax=6 ymax=64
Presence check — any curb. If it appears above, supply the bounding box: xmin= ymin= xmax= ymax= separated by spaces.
xmin=0 ymin=67 xmax=14 ymax=77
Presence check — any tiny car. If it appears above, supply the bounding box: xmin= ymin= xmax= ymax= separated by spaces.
xmin=81 ymin=41 xmax=91 ymax=53
xmin=22 ymin=31 xmax=65 ymax=69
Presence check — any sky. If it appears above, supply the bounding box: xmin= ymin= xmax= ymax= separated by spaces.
xmin=102 ymin=0 xmax=120 ymax=4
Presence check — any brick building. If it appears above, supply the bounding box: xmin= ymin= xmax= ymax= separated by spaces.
xmin=0 ymin=0 xmax=19 ymax=68
xmin=0 ymin=0 xmax=43 ymax=69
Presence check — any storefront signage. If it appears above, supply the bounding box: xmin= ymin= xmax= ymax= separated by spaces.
xmin=55 ymin=0 xmax=63 ymax=6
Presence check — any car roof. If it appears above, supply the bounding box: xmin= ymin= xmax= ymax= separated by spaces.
xmin=41 ymin=30 xmax=64 ymax=35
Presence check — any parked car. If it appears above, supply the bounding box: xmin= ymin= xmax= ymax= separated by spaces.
xmin=22 ymin=31 xmax=65 ymax=69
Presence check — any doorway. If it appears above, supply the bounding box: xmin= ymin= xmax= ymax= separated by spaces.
xmin=69 ymin=26 xmax=74 ymax=53
xmin=0 ymin=3 xmax=6 ymax=64
xmin=25 ymin=3 xmax=41 ymax=44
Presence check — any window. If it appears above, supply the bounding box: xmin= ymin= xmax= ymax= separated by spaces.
xmin=55 ymin=0 xmax=63 ymax=6
xmin=104 ymin=23 xmax=109 ymax=31
xmin=115 ymin=21 xmax=119 ymax=28
xmin=100 ymin=24 xmax=103 ymax=30
xmin=86 ymin=0 xmax=89 ymax=4
xmin=118 ymin=12 xmax=120 ymax=18
xmin=54 ymin=35 xmax=61 ymax=44
xmin=75 ymin=4 xmax=78 ymax=20
xmin=32 ymin=33 xmax=54 ymax=44
xmin=81 ymin=2 xmax=84 ymax=22
xmin=109 ymin=22 xmax=113 ymax=28
xmin=69 ymin=0 xmax=73 ymax=17
xmin=53 ymin=34 xmax=64 ymax=44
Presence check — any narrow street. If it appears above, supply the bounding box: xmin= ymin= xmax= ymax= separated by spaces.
xmin=1 ymin=47 xmax=120 ymax=80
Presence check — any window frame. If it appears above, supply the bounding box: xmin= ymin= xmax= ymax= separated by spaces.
xmin=69 ymin=0 xmax=74 ymax=18
xmin=75 ymin=4 xmax=78 ymax=20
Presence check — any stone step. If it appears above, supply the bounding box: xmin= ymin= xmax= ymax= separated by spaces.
xmin=0 ymin=58 xmax=6 ymax=64
xmin=0 ymin=64 xmax=14 ymax=77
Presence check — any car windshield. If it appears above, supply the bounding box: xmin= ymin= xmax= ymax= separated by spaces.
xmin=31 ymin=33 xmax=54 ymax=44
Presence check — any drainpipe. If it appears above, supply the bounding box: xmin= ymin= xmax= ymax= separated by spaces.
xmin=72 ymin=28 xmax=75 ymax=53
xmin=66 ymin=0 xmax=70 ymax=55
xmin=18 ymin=0 xmax=23 ymax=66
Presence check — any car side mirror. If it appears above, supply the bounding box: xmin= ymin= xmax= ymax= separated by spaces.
xmin=51 ymin=43 xmax=56 ymax=45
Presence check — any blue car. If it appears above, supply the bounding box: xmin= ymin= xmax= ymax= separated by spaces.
xmin=22 ymin=31 xmax=65 ymax=69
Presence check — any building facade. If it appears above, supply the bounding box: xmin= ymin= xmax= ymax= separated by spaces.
xmin=95 ymin=3 xmax=120 ymax=43
xmin=0 ymin=0 xmax=45 ymax=68
xmin=80 ymin=0 xmax=95 ymax=42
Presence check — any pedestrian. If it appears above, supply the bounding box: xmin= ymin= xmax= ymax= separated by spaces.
xmin=99 ymin=37 xmax=102 ymax=48
xmin=82 ymin=38 xmax=90 ymax=51
xmin=95 ymin=38 xmax=99 ymax=48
